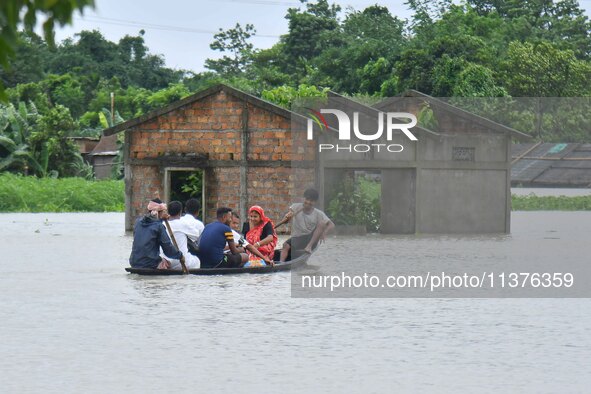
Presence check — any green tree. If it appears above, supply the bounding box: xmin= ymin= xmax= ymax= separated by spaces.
xmin=261 ymin=84 xmax=328 ymax=109
xmin=452 ymin=63 xmax=507 ymax=97
xmin=431 ymin=56 xmax=507 ymax=97
xmin=502 ymin=41 xmax=591 ymax=97
xmin=205 ymin=23 xmax=256 ymax=78
xmin=44 ymin=74 xmax=86 ymax=117
xmin=310 ymin=5 xmax=406 ymax=94
xmin=29 ymin=105 xmax=80 ymax=177
xmin=283 ymin=0 xmax=341 ymax=60
xmin=277 ymin=0 xmax=341 ymax=81
xmin=502 ymin=41 xmax=591 ymax=139
xmin=406 ymin=0 xmax=453 ymax=29
xmin=143 ymin=83 xmax=190 ymax=113
xmin=0 ymin=31 xmax=49 ymax=88
xmin=0 ymin=0 xmax=95 ymax=100
xmin=467 ymin=0 xmax=591 ymax=57
xmin=358 ymin=58 xmax=392 ymax=95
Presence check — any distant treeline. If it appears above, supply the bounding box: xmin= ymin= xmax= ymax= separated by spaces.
xmin=2 ymin=0 xmax=591 ymax=179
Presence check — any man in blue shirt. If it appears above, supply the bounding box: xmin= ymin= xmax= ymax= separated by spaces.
xmin=198 ymin=207 xmax=248 ymax=268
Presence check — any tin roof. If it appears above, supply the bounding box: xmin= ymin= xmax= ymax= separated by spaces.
xmin=512 ymin=143 xmax=591 ymax=187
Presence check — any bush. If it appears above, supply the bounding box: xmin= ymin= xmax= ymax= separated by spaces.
xmin=512 ymin=194 xmax=591 ymax=210
xmin=327 ymin=175 xmax=381 ymax=232
xmin=0 ymin=173 xmax=124 ymax=212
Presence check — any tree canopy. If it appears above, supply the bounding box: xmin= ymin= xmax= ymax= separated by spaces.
xmin=2 ymin=0 xmax=591 ymax=180
xmin=0 ymin=0 xmax=95 ymax=100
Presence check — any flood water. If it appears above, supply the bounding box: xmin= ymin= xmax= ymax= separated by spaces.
xmin=1 ymin=212 xmax=590 ymax=393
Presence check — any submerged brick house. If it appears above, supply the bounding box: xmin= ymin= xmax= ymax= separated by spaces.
xmin=105 ymin=84 xmax=530 ymax=234
xmin=104 ymin=84 xmax=315 ymax=231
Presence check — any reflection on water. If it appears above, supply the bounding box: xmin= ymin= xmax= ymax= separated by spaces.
xmin=0 ymin=212 xmax=589 ymax=393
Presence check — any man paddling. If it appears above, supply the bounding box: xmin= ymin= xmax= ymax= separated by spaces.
xmin=279 ymin=188 xmax=334 ymax=262
xmin=129 ymin=199 xmax=184 ymax=269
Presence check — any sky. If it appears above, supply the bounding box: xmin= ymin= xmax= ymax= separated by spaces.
xmin=49 ymin=0 xmax=591 ymax=74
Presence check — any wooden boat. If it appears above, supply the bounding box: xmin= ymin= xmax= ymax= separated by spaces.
xmin=125 ymin=249 xmax=312 ymax=276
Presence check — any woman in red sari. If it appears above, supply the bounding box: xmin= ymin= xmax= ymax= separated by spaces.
xmin=243 ymin=205 xmax=277 ymax=260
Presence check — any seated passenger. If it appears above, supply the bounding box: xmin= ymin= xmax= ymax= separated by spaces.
xmin=279 ymin=188 xmax=335 ymax=262
xmin=129 ymin=199 xmax=184 ymax=269
xmin=180 ymin=197 xmax=204 ymax=254
xmin=242 ymin=205 xmax=277 ymax=260
xmin=229 ymin=211 xmax=249 ymax=253
xmin=231 ymin=211 xmax=273 ymax=265
xmin=160 ymin=200 xmax=200 ymax=270
xmin=197 ymin=207 xmax=248 ymax=268
xmin=181 ymin=198 xmax=205 ymax=241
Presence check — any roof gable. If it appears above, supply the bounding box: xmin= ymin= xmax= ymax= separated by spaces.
xmin=374 ymin=90 xmax=532 ymax=141
xmin=327 ymin=90 xmax=440 ymax=137
xmin=103 ymin=84 xmax=297 ymax=136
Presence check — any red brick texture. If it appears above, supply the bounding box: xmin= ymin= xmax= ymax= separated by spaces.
xmin=126 ymin=89 xmax=317 ymax=226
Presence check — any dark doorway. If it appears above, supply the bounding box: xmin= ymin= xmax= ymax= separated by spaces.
xmin=166 ymin=170 xmax=204 ymax=211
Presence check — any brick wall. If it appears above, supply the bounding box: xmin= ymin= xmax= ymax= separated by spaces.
xmin=125 ymin=89 xmax=317 ymax=229
xmin=129 ymin=165 xmax=162 ymax=223
xmin=203 ymin=166 xmax=241 ymax=221
xmin=129 ymin=91 xmax=243 ymax=161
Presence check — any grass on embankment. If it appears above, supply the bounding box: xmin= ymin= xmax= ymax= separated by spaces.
xmin=511 ymin=194 xmax=591 ymax=211
xmin=1 ymin=173 xmax=590 ymax=212
xmin=0 ymin=173 xmax=124 ymax=212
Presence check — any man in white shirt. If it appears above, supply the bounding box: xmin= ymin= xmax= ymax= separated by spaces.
xmin=161 ymin=201 xmax=201 ymax=269
xmin=179 ymin=198 xmax=204 ymax=244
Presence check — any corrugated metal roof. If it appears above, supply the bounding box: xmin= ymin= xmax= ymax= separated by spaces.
xmin=512 ymin=142 xmax=537 ymax=158
xmin=527 ymin=143 xmax=577 ymax=159
xmin=535 ymin=168 xmax=591 ymax=186
xmin=512 ymin=143 xmax=591 ymax=187
xmin=511 ymin=158 xmax=554 ymax=183
xmin=565 ymin=149 xmax=591 ymax=159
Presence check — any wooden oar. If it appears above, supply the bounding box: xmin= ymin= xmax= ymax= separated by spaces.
xmin=163 ymin=219 xmax=188 ymax=274
xmin=275 ymin=206 xmax=304 ymax=229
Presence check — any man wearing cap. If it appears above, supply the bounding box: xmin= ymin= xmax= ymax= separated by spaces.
xmin=129 ymin=198 xmax=184 ymax=269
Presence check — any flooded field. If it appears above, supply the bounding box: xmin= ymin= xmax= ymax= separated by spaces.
xmin=0 ymin=212 xmax=589 ymax=393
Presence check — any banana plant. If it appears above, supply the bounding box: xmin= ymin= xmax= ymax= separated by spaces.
xmin=98 ymin=108 xmax=124 ymax=129
xmin=0 ymin=102 xmax=46 ymax=176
